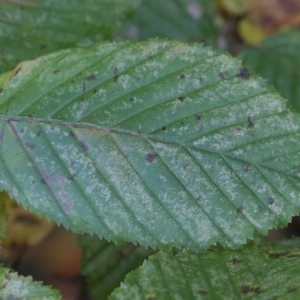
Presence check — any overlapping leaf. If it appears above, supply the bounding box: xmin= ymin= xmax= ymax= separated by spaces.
xmin=0 ymin=0 xmax=139 ymax=73
xmin=0 ymin=266 xmax=61 ymax=299
xmin=239 ymin=30 xmax=300 ymax=111
xmin=121 ymin=0 xmax=218 ymax=45
xmin=110 ymin=243 xmax=300 ymax=299
xmin=1 ymin=40 xmax=300 ymax=251
xmin=79 ymin=235 xmax=155 ymax=299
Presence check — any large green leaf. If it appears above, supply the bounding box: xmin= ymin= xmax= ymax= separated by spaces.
xmin=0 ymin=0 xmax=139 ymax=73
xmin=0 ymin=265 xmax=61 ymax=299
xmin=79 ymin=235 xmax=155 ymax=299
xmin=238 ymin=30 xmax=300 ymax=112
xmin=110 ymin=243 xmax=300 ymax=299
xmin=0 ymin=40 xmax=300 ymax=251
xmin=121 ymin=0 xmax=218 ymax=45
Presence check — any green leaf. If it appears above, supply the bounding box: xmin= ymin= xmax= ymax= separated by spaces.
xmin=0 ymin=0 xmax=140 ymax=73
xmin=79 ymin=235 xmax=155 ymax=299
xmin=0 ymin=266 xmax=61 ymax=299
xmin=110 ymin=243 xmax=300 ymax=300
xmin=0 ymin=40 xmax=300 ymax=251
xmin=238 ymin=30 xmax=300 ymax=112
xmin=121 ymin=0 xmax=218 ymax=45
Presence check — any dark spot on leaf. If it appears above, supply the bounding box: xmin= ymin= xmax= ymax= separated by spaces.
xmin=287 ymin=287 xmax=298 ymax=293
xmin=86 ymin=73 xmax=97 ymax=81
xmin=70 ymin=160 xmax=76 ymax=166
xmin=93 ymin=89 xmax=98 ymax=94
xmin=195 ymin=114 xmax=201 ymax=121
xmin=268 ymin=251 xmax=288 ymax=259
xmin=36 ymin=131 xmax=42 ymax=137
xmin=243 ymin=164 xmax=250 ymax=172
xmin=178 ymin=96 xmax=186 ymax=102
xmin=230 ymin=257 xmax=242 ymax=265
xmin=247 ymin=116 xmax=254 ymax=128
xmin=40 ymin=44 xmax=47 ymax=50
xmin=114 ymin=67 xmax=119 ymax=83
xmin=12 ymin=67 xmax=21 ymax=77
xmin=268 ymin=197 xmax=275 ymax=205
xmin=179 ymin=74 xmax=185 ymax=79
xmin=25 ymin=142 xmax=35 ymax=150
xmin=69 ymin=131 xmax=75 ymax=138
xmin=219 ymin=71 xmax=226 ymax=79
xmin=50 ymin=126 xmax=55 ymax=131
xmin=146 ymin=153 xmax=158 ymax=163
xmin=286 ymin=253 xmax=300 ymax=258
xmin=82 ymin=81 xmax=86 ymax=92
xmin=67 ymin=173 xmax=77 ymax=181
xmin=182 ymin=162 xmax=190 ymax=169
xmin=130 ymin=97 xmax=135 ymax=102
xmin=41 ymin=178 xmax=46 ymax=184
xmin=20 ymin=128 xmax=24 ymax=134
xmin=137 ymin=131 xmax=142 ymax=135
xmin=197 ymin=290 xmax=207 ymax=296
xmin=80 ymin=140 xmax=89 ymax=151
xmin=162 ymin=126 xmax=167 ymax=131
xmin=196 ymin=195 xmax=203 ymax=202
xmin=237 ymin=205 xmax=244 ymax=213
xmin=53 ymin=70 xmax=60 ymax=74
xmin=238 ymin=67 xmax=250 ymax=79
xmin=240 ymin=285 xmax=261 ymax=294
xmin=0 ymin=88 xmax=3 ymax=93
xmin=181 ymin=121 xmax=184 ymax=125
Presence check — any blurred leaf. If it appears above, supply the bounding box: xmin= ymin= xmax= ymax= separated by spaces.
xmin=238 ymin=0 xmax=300 ymax=45
xmin=238 ymin=30 xmax=300 ymax=111
xmin=79 ymin=235 xmax=155 ymax=299
xmin=1 ymin=40 xmax=300 ymax=251
xmin=0 ymin=265 xmax=61 ymax=299
xmin=0 ymin=192 xmax=8 ymax=245
xmin=110 ymin=243 xmax=300 ymax=299
xmin=121 ymin=0 xmax=219 ymax=45
xmin=217 ymin=0 xmax=248 ymax=15
xmin=0 ymin=0 xmax=140 ymax=73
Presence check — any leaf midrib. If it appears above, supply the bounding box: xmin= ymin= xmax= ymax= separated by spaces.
xmin=1 ymin=114 xmax=297 ymax=180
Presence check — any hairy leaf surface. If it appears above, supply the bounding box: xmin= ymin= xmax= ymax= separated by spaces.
xmin=0 ymin=0 xmax=139 ymax=73
xmin=0 ymin=266 xmax=61 ymax=299
xmin=110 ymin=243 xmax=300 ymax=299
xmin=122 ymin=0 xmax=218 ymax=44
xmin=0 ymin=40 xmax=300 ymax=250
xmin=239 ymin=30 xmax=300 ymax=112
xmin=79 ymin=235 xmax=155 ymax=299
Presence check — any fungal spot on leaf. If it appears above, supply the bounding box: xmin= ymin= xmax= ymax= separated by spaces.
xmin=53 ymin=70 xmax=60 ymax=74
xmin=79 ymin=140 xmax=89 ymax=151
xmin=41 ymin=178 xmax=46 ymax=184
xmin=268 ymin=251 xmax=288 ymax=259
xmin=197 ymin=290 xmax=207 ymax=296
xmin=268 ymin=197 xmax=275 ymax=205
xmin=239 ymin=285 xmax=261 ymax=295
xmin=229 ymin=257 xmax=242 ymax=265
xmin=178 ymin=96 xmax=186 ymax=102
xmin=287 ymin=287 xmax=298 ymax=293
xmin=86 ymin=73 xmax=98 ymax=81
xmin=0 ymin=88 xmax=3 ymax=93
xmin=93 ymin=89 xmax=98 ymax=94
xmin=181 ymin=121 xmax=184 ymax=125
xmin=237 ymin=205 xmax=244 ymax=213
xmin=25 ymin=142 xmax=35 ymax=150
xmin=146 ymin=153 xmax=158 ymax=163
xmin=196 ymin=195 xmax=203 ymax=203
xmin=218 ymin=71 xmax=226 ymax=80
xmin=195 ymin=114 xmax=201 ymax=121
xmin=243 ymin=164 xmax=250 ymax=172
xmin=82 ymin=81 xmax=86 ymax=92
xmin=130 ymin=97 xmax=135 ymax=102
xmin=162 ymin=126 xmax=167 ymax=131
xmin=237 ymin=67 xmax=250 ymax=79
xmin=179 ymin=74 xmax=185 ymax=79
xmin=114 ymin=67 xmax=119 ymax=83
xmin=40 ymin=44 xmax=47 ymax=50
xmin=67 ymin=173 xmax=77 ymax=182
xmin=182 ymin=162 xmax=190 ymax=169
xmin=247 ymin=116 xmax=254 ymax=128
xmin=69 ymin=130 xmax=75 ymax=138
